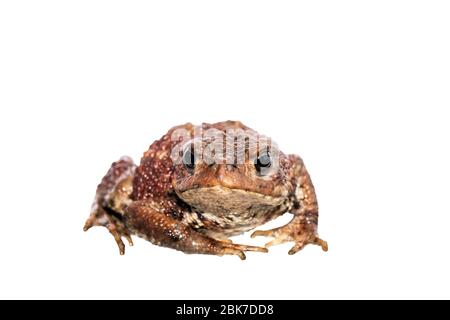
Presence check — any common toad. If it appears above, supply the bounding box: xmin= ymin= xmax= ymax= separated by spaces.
xmin=84 ymin=121 xmax=327 ymax=259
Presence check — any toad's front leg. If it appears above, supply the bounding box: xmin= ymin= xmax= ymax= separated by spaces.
xmin=125 ymin=201 xmax=268 ymax=260
xmin=251 ymin=214 xmax=328 ymax=254
xmin=251 ymin=155 xmax=328 ymax=254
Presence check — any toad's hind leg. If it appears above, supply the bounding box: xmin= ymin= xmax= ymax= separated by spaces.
xmin=83 ymin=156 xmax=136 ymax=255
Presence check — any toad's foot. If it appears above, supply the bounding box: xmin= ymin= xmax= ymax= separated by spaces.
xmin=217 ymin=241 xmax=268 ymax=260
xmin=251 ymin=217 xmax=328 ymax=255
xmin=84 ymin=206 xmax=133 ymax=255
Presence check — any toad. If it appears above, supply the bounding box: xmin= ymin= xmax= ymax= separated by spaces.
xmin=84 ymin=121 xmax=327 ymax=259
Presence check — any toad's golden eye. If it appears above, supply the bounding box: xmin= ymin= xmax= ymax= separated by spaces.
xmin=182 ymin=144 xmax=196 ymax=171
xmin=255 ymin=152 xmax=271 ymax=173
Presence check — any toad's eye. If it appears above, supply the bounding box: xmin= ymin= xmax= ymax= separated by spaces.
xmin=255 ymin=152 xmax=272 ymax=172
xmin=182 ymin=145 xmax=196 ymax=171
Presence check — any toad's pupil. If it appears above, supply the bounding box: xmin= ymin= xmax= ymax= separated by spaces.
xmin=256 ymin=153 xmax=271 ymax=170
xmin=183 ymin=146 xmax=196 ymax=170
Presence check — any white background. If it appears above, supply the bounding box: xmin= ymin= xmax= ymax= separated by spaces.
xmin=1 ymin=1 xmax=449 ymax=299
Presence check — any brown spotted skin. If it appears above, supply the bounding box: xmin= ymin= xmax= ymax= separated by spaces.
xmin=131 ymin=124 xmax=192 ymax=219
xmin=83 ymin=157 xmax=136 ymax=255
xmin=84 ymin=121 xmax=327 ymax=259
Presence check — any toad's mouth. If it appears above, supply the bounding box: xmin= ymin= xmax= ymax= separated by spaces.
xmin=178 ymin=186 xmax=285 ymax=217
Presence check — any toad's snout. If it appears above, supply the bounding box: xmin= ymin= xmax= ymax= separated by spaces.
xmin=175 ymin=163 xmax=278 ymax=197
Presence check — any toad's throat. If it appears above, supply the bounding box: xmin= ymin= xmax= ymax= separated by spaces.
xmin=179 ymin=186 xmax=285 ymax=219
